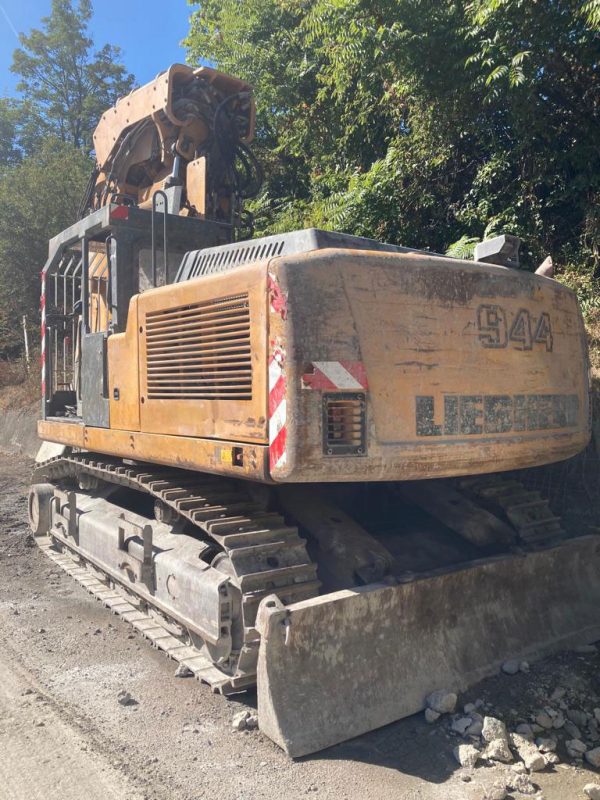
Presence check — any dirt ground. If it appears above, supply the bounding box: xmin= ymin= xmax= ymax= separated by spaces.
xmin=2 ymin=452 xmax=600 ymax=800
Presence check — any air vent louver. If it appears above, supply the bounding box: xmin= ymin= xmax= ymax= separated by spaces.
xmin=323 ymin=393 xmax=366 ymax=456
xmin=184 ymin=239 xmax=286 ymax=280
xmin=145 ymin=294 xmax=252 ymax=400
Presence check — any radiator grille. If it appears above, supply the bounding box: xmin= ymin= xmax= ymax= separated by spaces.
xmin=145 ymin=294 xmax=252 ymax=400
xmin=323 ymin=393 xmax=366 ymax=456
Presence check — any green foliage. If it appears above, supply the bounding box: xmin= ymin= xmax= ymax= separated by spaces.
xmin=0 ymin=0 xmax=135 ymax=357
xmin=186 ymin=0 xmax=600 ymax=273
xmin=0 ymin=140 xmax=92 ymax=356
xmin=9 ymin=0 xmax=134 ymax=154
xmin=557 ymin=266 xmax=600 ymax=322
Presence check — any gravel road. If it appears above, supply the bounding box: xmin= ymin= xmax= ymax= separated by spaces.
xmin=1 ymin=451 xmax=600 ymax=800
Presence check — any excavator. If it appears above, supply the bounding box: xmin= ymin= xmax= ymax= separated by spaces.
xmin=29 ymin=63 xmax=600 ymax=757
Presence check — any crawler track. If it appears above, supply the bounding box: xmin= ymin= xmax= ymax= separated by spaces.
xmin=458 ymin=473 xmax=566 ymax=547
xmin=33 ymin=454 xmax=320 ymax=693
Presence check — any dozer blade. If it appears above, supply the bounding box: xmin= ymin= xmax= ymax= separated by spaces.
xmin=256 ymin=535 xmax=600 ymax=757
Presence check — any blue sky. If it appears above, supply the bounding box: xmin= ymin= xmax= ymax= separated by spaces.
xmin=0 ymin=0 xmax=194 ymax=96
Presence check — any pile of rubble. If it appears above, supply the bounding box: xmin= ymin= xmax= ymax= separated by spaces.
xmin=425 ymin=656 xmax=600 ymax=800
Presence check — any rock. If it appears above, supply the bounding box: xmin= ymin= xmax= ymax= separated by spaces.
xmin=426 ymin=689 xmax=457 ymax=715
xmin=454 ymin=743 xmax=481 ymax=768
xmin=485 ymin=738 xmax=514 ymax=764
xmin=512 ymin=734 xmax=545 ymax=772
xmin=565 ymin=739 xmax=587 ymax=758
xmin=530 ymin=723 xmax=544 ymax=735
xmin=464 ymin=703 xmax=477 ymax=715
xmin=174 ymin=663 xmax=193 ymax=678
xmin=535 ymin=738 xmax=556 ymax=753
xmin=585 ymin=747 xmax=600 ymax=768
xmin=543 ymin=752 xmax=560 ymax=765
xmin=508 ymin=774 xmax=537 ymax=795
xmin=551 ymin=710 xmax=565 ymax=729
xmin=564 ymin=721 xmax=581 ymax=739
xmin=515 ymin=723 xmax=534 ymax=741
xmin=484 ymin=781 xmax=507 ymax=800
xmin=452 ymin=716 xmax=474 ymax=736
xmin=117 ymin=690 xmax=137 ymax=707
xmin=482 ymin=716 xmax=509 ymax=744
xmin=425 ymin=708 xmax=440 ymax=724
xmin=535 ymin=255 xmax=553 ymax=277
xmin=550 ymin=687 xmax=566 ymax=702
xmin=511 ymin=763 xmax=527 ymax=774
xmin=534 ymin=711 xmax=554 ymax=730
xmin=232 ymin=710 xmax=251 ymax=731
xmin=594 ymin=709 xmax=600 ymax=724
xmin=245 ymin=713 xmax=259 ymax=730
xmin=502 ymin=660 xmax=520 ymax=675
xmin=467 ymin=714 xmax=484 ymax=737
xmin=567 ymin=708 xmax=589 ymax=728
xmin=519 ymin=661 xmax=530 ymax=673
xmin=584 ymin=784 xmax=600 ymax=800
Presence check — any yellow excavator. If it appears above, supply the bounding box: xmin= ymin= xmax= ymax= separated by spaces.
xmin=30 ymin=64 xmax=600 ymax=757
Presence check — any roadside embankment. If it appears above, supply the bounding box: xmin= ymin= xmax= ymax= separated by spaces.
xmin=0 ymin=402 xmax=39 ymax=458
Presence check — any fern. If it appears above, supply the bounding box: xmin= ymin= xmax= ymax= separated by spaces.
xmin=446 ymin=236 xmax=479 ymax=260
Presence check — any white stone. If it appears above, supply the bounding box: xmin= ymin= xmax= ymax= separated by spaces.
xmin=245 ymin=713 xmax=259 ymax=730
xmin=586 ymin=747 xmax=600 ymax=768
xmin=484 ymin=781 xmax=507 ymax=800
xmin=535 ymin=737 xmax=556 ymax=753
xmin=232 ymin=710 xmax=251 ymax=731
xmin=543 ymin=752 xmax=560 ymax=765
xmin=426 ymin=689 xmax=457 ymax=714
xmin=482 ymin=716 xmax=509 ymax=744
xmin=425 ymin=708 xmax=440 ymax=724
xmin=454 ymin=743 xmax=481 ymax=768
xmin=508 ymin=774 xmax=537 ymax=795
xmin=452 ymin=716 xmax=473 ymax=736
xmin=584 ymin=783 xmax=600 ymax=800
xmin=485 ymin=738 xmax=513 ymax=764
xmin=502 ymin=660 xmax=520 ymax=675
xmin=509 ymin=733 xmax=546 ymax=772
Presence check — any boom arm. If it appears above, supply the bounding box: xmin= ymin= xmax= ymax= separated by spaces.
xmin=81 ymin=64 xmax=260 ymax=229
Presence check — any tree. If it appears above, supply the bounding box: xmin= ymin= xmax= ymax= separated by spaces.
xmin=185 ymin=0 xmax=600 ymax=272
xmin=0 ymin=1 xmax=136 ymax=357
xmin=0 ymin=140 xmax=91 ymax=357
xmin=9 ymin=0 xmax=134 ymax=154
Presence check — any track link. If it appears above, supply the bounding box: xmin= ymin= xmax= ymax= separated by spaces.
xmin=458 ymin=474 xmax=566 ymax=547
xmin=33 ymin=454 xmax=320 ymax=693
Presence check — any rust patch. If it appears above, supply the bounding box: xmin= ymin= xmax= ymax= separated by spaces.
xmin=268 ymin=272 xmax=288 ymax=319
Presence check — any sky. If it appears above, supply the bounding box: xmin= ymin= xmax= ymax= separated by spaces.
xmin=0 ymin=0 xmax=193 ymax=96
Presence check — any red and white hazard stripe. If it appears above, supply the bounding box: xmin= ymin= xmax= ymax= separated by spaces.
xmin=302 ymin=361 xmax=368 ymax=391
xmin=40 ymin=270 xmax=47 ymax=398
xmin=268 ymin=346 xmax=287 ymax=472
